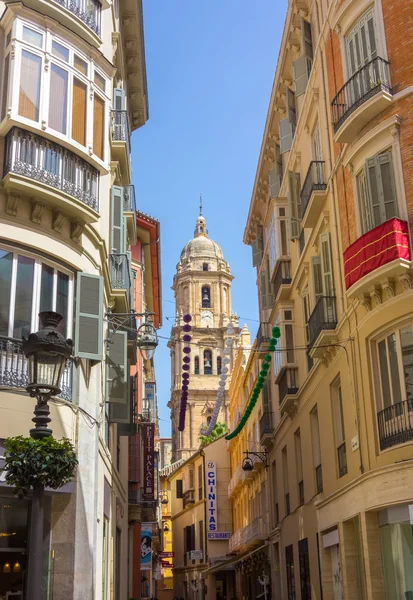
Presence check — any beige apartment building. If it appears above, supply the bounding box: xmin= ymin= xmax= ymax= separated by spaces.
xmin=238 ymin=0 xmax=413 ymax=598
xmin=0 ymin=0 xmax=148 ymax=596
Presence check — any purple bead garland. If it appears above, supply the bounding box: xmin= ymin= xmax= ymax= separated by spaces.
xmin=179 ymin=314 xmax=192 ymax=431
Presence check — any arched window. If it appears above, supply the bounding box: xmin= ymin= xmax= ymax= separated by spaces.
xmin=194 ymin=356 xmax=199 ymax=375
xmin=207 ymin=415 xmax=212 ymax=425
xmin=217 ymin=356 xmax=222 ymax=375
xmin=204 ymin=349 xmax=212 ymax=375
xmin=202 ymin=286 xmax=210 ymax=308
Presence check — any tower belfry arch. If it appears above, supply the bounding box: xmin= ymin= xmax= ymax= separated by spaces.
xmin=168 ymin=209 xmax=239 ymax=461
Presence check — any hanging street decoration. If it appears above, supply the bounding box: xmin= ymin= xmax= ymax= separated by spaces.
xmin=200 ymin=322 xmax=235 ymax=436
xmin=225 ymin=326 xmax=281 ymax=441
xmin=178 ymin=314 xmax=192 ymax=431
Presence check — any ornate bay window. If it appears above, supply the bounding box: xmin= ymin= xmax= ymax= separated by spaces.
xmin=1 ymin=18 xmax=110 ymax=165
xmin=0 ymin=245 xmax=73 ymax=399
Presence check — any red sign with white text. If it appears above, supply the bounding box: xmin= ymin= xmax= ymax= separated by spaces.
xmin=159 ymin=552 xmax=175 ymax=558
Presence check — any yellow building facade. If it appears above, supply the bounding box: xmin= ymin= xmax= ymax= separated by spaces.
xmin=235 ymin=0 xmax=413 ymax=598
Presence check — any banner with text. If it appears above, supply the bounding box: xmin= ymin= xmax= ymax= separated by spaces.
xmin=141 ymin=523 xmax=153 ymax=570
xmin=207 ymin=461 xmax=217 ymax=532
xmin=142 ymin=423 xmax=155 ymax=500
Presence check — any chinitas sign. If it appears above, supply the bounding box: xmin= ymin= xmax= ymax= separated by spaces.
xmin=142 ymin=423 xmax=155 ymax=501
xmin=207 ymin=461 xmax=217 ymax=532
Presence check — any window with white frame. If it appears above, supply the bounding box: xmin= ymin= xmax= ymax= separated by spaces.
xmin=0 ymin=246 xmax=73 ymax=339
xmin=374 ymin=324 xmax=413 ymax=411
xmin=268 ymin=204 xmax=289 ymax=276
xmin=2 ymin=20 xmax=109 ymax=161
xmin=273 ymin=309 xmax=295 ymax=379
xmin=356 ymin=149 xmax=398 ymax=234
xmin=346 ymin=9 xmax=378 ymax=78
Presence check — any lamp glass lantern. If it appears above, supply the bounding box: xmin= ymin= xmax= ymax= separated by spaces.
xmin=137 ymin=319 xmax=159 ymax=361
xmin=242 ymin=456 xmax=254 ymax=472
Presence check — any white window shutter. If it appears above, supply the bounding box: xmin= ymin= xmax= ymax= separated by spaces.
xmin=301 ymin=18 xmax=313 ymax=59
xmin=286 ymin=87 xmax=296 ymax=126
xmin=320 ymin=232 xmax=334 ymax=296
xmin=288 ymin=172 xmax=300 ymax=240
xmin=293 ymin=55 xmax=312 ymax=97
xmin=74 ymin=272 xmax=104 ymax=360
xmin=377 ymin=152 xmax=398 ymax=222
xmin=111 ymin=186 xmax=124 ymax=253
xmin=311 ymin=256 xmax=323 ymax=304
xmin=279 ymin=119 xmax=294 ymax=154
xmin=269 ymin=166 xmax=281 ymax=199
xmin=106 ymin=330 xmax=128 ymax=404
xmin=112 ymin=372 xmax=135 ymax=430
xmin=113 ymin=88 xmax=125 ymax=111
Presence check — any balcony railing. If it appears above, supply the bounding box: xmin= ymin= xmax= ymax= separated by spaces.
xmin=274 ymin=260 xmax=291 ymax=299
xmin=315 ymin=464 xmax=323 ymax=494
xmin=279 ymin=368 xmax=298 ymax=406
xmin=377 ymin=400 xmax=413 ymax=450
xmin=260 ymin=411 xmax=275 ymax=440
xmin=109 ymin=253 xmax=131 ymax=292
xmin=0 ymin=336 xmax=72 ymax=401
xmin=55 ymin=0 xmax=101 ymax=35
xmin=301 ymin=161 xmax=327 ymax=217
xmin=111 ymin=110 xmax=131 ymax=152
xmin=4 ymin=128 xmax=99 ymax=211
xmin=308 ymin=296 xmax=337 ymax=349
xmin=256 ymin=322 xmax=271 ymax=347
xmin=124 ymin=184 xmax=136 ymax=215
xmin=337 ymin=442 xmax=347 ymax=477
xmin=331 ymin=57 xmax=391 ymax=132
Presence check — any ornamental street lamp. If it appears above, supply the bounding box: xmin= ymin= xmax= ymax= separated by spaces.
xmin=137 ymin=314 xmax=158 ymax=360
xmin=22 ymin=311 xmax=73 ymax=600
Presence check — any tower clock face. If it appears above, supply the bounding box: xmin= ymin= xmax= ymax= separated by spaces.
xmin=201 ymin=310 xmax=213 ymax=326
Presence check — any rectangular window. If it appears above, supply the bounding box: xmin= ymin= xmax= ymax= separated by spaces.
xmin=332 ymin=378 xmax=347 ymax=477
xmin=72 ymin=77 xmax=87 ymax=146
xmin=346 ymin=10 xmax=377 ymax=77
xmin=22 ymin=26 xmax=43 ymax=48
xmin=49 ymin=64 xmax=68 ymax=134
xmin=0 ymin=250 xmax=13 ymax=336
xmin=189 ymin=469 xmax=194 ymax=489
xmin=295 ymin=429 xmax=304 ymax=506
xmin=286 ymin=544 xmax=296 ymax=600
xmin=13 ymin=255 xmax=35 ymax=339
xmin=176 ymin=479 xmax=183 ymax=499
xmin=74 ymin=54 xmax=88 ymax=75
xmin=52 ymin=40 xmax=69 ymax=62
xmin=376 ymin=324 xmax=413 ymax=412
xmin=93 ymin=94 xmax=105 ymax=159
xmin=311 ymin=406 xmax=323 ymax=493
xmin=299 ymin=538 xmax=311 ymax=600
xmin=19 ymin=49 xmax=42 ymax=121
xmin=271 ymin=460 xmax=279 ymax=527
xmin=198 ymin=464 xmax=203 ymax=500
xmin=94 ymin=71 xmax=105 ymax=92
xmin=282 ymin=446 xmax=290 ymax=516
xmin=1 ymin=54 xmax=9 ymax=121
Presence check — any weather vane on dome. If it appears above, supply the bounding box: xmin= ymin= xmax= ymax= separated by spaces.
xmin=199 ymin=194 xmax=203 ymax=216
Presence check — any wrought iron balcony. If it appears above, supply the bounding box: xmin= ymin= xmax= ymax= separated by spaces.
xmin=260 ymin=411 xmax=275 ymax=443
xmin=55 ymin=0 xmax=101 ymax=35
xmin=109 ymin=253 xmax=131 ymax=291
xmin=111 ymin=110 xmax=131 ymax=149
xmin=0 ymin=336 xmax=72 ymax=401
xmin=278 ymin=367 xmax=298 ymax=407
xmin=377 ymin=400 xmax=413 ymax=450
xmin=124 ymin=184 xmax=136 ymax=215
xmin=301 ymin=161 xmax=327 ymax=228
xmin=308 ymin=296 xmax=337 ymax=350
xmin=4 ymin=128 xmax=99 ymax=215
xmin=274 ymin=260 xmax=291 ymax=301
xmin=331 ymin=57 xmax=392 ymax=141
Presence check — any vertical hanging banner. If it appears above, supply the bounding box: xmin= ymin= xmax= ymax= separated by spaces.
xmin=142 ymin=423 xmax=155 ymax=500
xmin=207 ymin=461 xmax=217 ymax=532
xmin=141 ymin=523 xmax=153 ymax=570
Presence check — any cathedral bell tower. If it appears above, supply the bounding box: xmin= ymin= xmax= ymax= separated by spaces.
xmin=168 ymin=208 xmax=239 ymax=461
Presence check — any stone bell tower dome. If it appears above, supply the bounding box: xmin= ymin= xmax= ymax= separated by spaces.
xmin=168 ymin=207 xmax=239 ymax=461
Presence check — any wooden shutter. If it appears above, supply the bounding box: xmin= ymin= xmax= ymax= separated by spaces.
xmin=252 ymin=224 xmax=264 ymax=267
xmin=365 ymin=152 xmax=398 ymax=229
xmin=312 ymin=124 xmax=322 ymax=162
xmin=106 ymin=330 xmax=128 ymax=404
xmin=260 ymin=270 xmax=267 ymax=310
xmin=269 ymin=144 xmax=283 ymax=198
xmin=320 ymin=232 xmax=334 ymax=296
xmin=72 ymin=77 xmax=86 ymax=146
xmin=74 ymin=272 xmax=103 ymax=360
xmin=293 ymin=55 xmax=312 ymax=97
xmin=301 ymin=18 xmax=313 ymax=59
xmin=113 ymin=88 xmax=125 ymax=110
xmin=357 ymin=168 xmax=372 ymax=233
xmin=176 ymin=479 xmax=183 ymax=498
xmin=311 ymin=256 xmax=323 ymax=304
xmin=111 ymin=186 xmax=124 ymax=253
xmin=112 ymin=374 xmax=135 ymax=432
xmin=288 ymin=171 xmax=301 ymax=240
xmin=93 ymin=94 xmax=104 ymax=160
xmin=279 ymin=88 xmax=296 ymax=154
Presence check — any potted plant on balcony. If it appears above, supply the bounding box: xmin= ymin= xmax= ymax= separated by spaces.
xmin=1 ymin=436 xmax=78 ymax=498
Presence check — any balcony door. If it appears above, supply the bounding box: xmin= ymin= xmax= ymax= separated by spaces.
xmin=346 ymin=10 xmax=378 ymax=103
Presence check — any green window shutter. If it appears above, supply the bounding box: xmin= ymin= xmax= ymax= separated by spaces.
xmin=279 ymin=88 xmax=296 ymax=154
xmin=288 ymin=172 xmax=301 ymax=240
xmin=320 ymin=232 xmax=334 ymax=296
xmin=260 ymin=271 xmax=267 ymax=310
xmin=111 ymin=186 xmax=124 ymax=253
xmin=377 ymin=152 xmax=398 ymax=222
xmin=311 ymin=256 xmax=323 ymax=304
xmin=106 ymin=330 xmax=128 ymax=404
xmin=252 ymin=224 xmax=264 ymax=267
xmin=269 ymin=166 xmax=281 ymax=198
xmin=113 ymin=88 xmax=125 ymax=111
xmin=293 ymin=55 xmax=312 ymax=97
xmin=74 ymin=272 xmax=103 ymax=360
xmin=113 ymin=373 xmax=135 ymax=432
xmin=301 ymin=18 xmax=313 ymax=59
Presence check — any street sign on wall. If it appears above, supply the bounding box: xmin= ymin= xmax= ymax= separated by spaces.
xmin=207 ymin=532 xmax=231 ymax=540
xmin=190 ymin=550 xmax=203 ymax=560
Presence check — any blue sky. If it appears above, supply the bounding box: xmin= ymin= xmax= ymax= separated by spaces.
xmin=132 ymin=0 xmax=287 ymax=437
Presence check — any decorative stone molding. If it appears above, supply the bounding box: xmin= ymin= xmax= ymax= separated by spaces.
xmin=360 ymin=294 xmax=372 ymax=312
xmin=52 ymin=211 xmax=67 ymax=233
xmin=44 ymin=54 xmax=49 ymax=72
xmin=5 ymin=192 xmax=19 ymax=216
xmin=335 ymin=23 xmax=341 ymax=35
xmin=391 ymin=122 xmax=400 ymax=142
xmin=41 ymin=120 xmax=47 ymax=131
xmin=70 ymin=222 xmax=84 ymax=244
xmin=282 ymin=77 xmax=293 ymax=87
xmin=399 ymin=272 xmax=412 ymax=292
xmin=369 ymin=285 xmax=382 ymax=307
xmin=31 ymin=202 xmax=45 ymax=224
xmin=347 ymin=162 xmax=354 ymax=174
xmin=381 ymin=278 xmax=395 ymax=300
xmin=10 ymin=43 xmax=15 ymax=60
